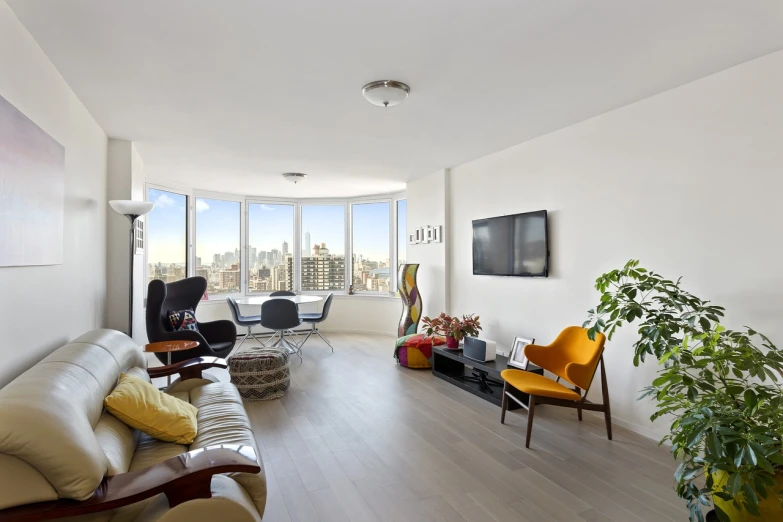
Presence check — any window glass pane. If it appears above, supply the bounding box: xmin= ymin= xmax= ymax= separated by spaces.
xmin=248 ymin=203 xmax=294 ymax=293
xmin=195 ymin=198 xmax=241 ymax=296
xmin=301 ymin=205 xmax=345 ymax=291
xmin=397 ymin=199 xmax=407 ymax=271
xmin=147 ymin=188 xmax=187 ymax=286
xmin=351 ymin=202 xmax=390 ymax=293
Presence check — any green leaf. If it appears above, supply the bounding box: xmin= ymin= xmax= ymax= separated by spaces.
xmin=744 ymin=389 xmax=758 ymax=411
xmin=699 ymin=317 xmax=711 ymax=331
xmin=734 ymin=447 xmax=745 ymax=468
xmin=714 ymin=505 xmax=731 ymax=522
xmin=727 ymin=473 xmax=742 ymax=496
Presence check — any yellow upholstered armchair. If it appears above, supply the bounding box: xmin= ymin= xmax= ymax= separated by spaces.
xmin=500 ymin=326 xmax=611 ymax=448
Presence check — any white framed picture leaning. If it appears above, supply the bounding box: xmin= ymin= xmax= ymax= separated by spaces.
xmin=508 ymin=336 xmax=535 ymax=369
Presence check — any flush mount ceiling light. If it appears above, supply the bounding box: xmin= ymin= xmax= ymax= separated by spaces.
xmin=362 ymin=80 xmax=410 ymax=108
xmin=282 ymin=172 xmax=307 ymax=184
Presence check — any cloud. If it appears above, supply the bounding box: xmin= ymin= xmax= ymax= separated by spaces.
xmin=259 ymin=204 xmax=277 ymax=211
xmin=154 ymin=193 xmax=176 ymax=208
xmin=196 ymin=199 xmax=210 ymax=213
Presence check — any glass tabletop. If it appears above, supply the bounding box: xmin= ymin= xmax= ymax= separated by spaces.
xmin=235 ymin=295 xmax=323 ymax=306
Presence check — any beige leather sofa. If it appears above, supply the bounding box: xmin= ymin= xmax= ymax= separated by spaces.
xmin=0 ymin=329 xmax=266 ymax=521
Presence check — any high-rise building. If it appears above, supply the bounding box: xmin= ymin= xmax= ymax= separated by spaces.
xmin=297 ymin=242 xmax=345 ymax=291
xmin=304 ymin=231 xmax=311 ymax=252
xmin=213 ymin=253 xmax=221 ymax=266
xmin=195 ymin=256 xmax=202 ymax=267
xmin=282 ymin=241 xmax=289 ymax=258
xmin=224 ymin=251 xmax=235 ymax=266
xmin=249 ymin=247 xmax=257 ymax=267
xmin=218 ymin=264 xmax=240 ymax=291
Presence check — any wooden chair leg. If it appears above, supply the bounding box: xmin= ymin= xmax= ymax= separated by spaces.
xmin=500 ymin=381 xmax=509 ymax=424
xmin=575 ymin=386 xmax=583 ymax=421
xmin=525 ymin=395 xmax=536 ymax=448
xmin=600 ymin=357 xmax=613 ymax=440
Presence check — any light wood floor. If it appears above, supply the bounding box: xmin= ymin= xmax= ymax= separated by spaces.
xmin=226 ymin=333 xmax=684 ymax=522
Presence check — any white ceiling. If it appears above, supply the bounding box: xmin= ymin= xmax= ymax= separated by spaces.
xmin=9 ymin=0 xmax=783 ymax=197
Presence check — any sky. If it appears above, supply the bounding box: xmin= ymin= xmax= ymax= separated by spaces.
xmin=301 ymin=204 xmax=345 ymax=255
xmin=195 ymin=198 xmax=240 ymax=263
xmin=351 ymin=202 xmax=389 ymax=262
xmin=147 ymin=188 xmax=187 ymax=265
xmin=147 ymin=188 xmax=400 ymax=266
xmin=248 ymin=203 xmax=293 ymax=254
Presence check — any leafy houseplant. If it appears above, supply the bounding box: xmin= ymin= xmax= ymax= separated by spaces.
xmin=582 ymin=260 xmax=783 ymax=522
xmin=422 ymin=313 xmax=482 ymax=349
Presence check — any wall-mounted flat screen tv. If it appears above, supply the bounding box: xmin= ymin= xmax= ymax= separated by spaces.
xmin=472 ymin=210 xmax=549 ymax=277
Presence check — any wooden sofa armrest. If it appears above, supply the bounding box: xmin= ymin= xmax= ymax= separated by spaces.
xmin=0 ymin=445 xmax=260 ymax=521
xmin=147 ymin=357 xmax=228 ymax=381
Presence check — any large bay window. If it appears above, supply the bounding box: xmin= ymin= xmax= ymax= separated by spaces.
xmin=145 ymin=186 xmax=405 ymax=297
xmin=195 ymin=198 xmax=241 ymax=296
xmin=248 ymin=202 xmax=294 ymax=293
xmin=146 ymin=188 xmax=188 ymax=286
xmin=351 ymin=201 xmax=390 ymax=293
xmin=300 ymin=205 xmax=346 ymax=292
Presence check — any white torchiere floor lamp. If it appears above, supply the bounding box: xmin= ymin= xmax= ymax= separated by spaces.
xmin=109 ymin=200 xmax=155 ymax=338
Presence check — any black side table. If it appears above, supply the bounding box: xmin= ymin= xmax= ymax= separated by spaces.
xmin=432 ymin=346 xmax=543 ymax=410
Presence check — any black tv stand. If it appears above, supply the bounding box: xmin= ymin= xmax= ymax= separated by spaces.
xmin=432 ymin=346 xmax=543 ymax=409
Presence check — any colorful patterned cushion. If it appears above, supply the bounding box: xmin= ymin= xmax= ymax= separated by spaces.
xmin=394 ymin=334 xmax=446 ymax=369
xmin=167 ymin=309 xmax=199 ymax=332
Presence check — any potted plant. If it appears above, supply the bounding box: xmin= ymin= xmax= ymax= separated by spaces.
xmin=422 ymin=313 xmax=482 ymax=349
xmin=582 ymin=260 xmax=783 ymax=522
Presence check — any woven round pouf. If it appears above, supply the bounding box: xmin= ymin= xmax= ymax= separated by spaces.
xmin=228 ymin=349 xmax=291 ymax=401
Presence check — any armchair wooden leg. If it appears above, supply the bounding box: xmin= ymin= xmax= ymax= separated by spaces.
xmin=525 ymin=395 xmax=536 ymax=449
xmin=575 ymin=386 xmax=583 ymax=421
xmin=600 ymin=357 xmax=613 ymax=440
xmin=500 ymin=382 xmax=509 ymax=424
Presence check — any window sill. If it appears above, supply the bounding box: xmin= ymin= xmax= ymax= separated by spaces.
xmin=195 ymin=293 xmax=400 ymax=305
xmin=336 ymin=293 xmax=401 ymax=301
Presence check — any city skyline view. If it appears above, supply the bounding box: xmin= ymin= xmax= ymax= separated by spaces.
xmin=146 ymin=188 xmax=404 ymax=294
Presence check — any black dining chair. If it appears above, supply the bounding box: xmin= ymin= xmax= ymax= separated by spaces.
xmin=269 ymin=290 xmax=300 ymax=340
xmin=299 ymin=293 xmax=334 ymax=351
xmin=146 ymin=277 xmax=236 ymax=364
xmin=261 ymin=299 xmax=302 ymax=360
xmin=226 ymin=296 xmax=265 ymax=350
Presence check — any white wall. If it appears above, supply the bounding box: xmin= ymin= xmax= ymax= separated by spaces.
xmin=0 ymin=1 xmax=108 ymax=387
xmin=106 ymin=140 xmax=146 ymax=342
xmin=406 ymin=169 xmax=449 ymax=321
xmin=436 ymin=50 xmax=783 ymax=440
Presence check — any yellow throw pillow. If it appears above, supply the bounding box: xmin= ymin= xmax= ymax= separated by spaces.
xmin=104 ymin=373 xmax=198 ymax=444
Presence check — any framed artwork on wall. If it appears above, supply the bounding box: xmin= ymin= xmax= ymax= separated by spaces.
xmin=508 ymin=336 xmax=535 ymax=369
xmin=0 ymin=94 xmax=65 ymax=267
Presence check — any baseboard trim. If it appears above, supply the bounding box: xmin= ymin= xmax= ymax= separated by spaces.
xmin=319 ymin=329 xmax=396 ymax=337
xmin=583 ymin=411 xmax=663 ymax=442
xmin=238 ymin=329 xmax=396 ymax=339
